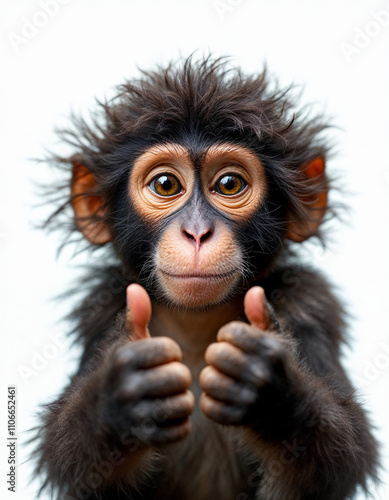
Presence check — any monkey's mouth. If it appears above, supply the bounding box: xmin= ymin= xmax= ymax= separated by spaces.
xmin=160 ymin=269 xmax=238 ymax=282
xmin=158 ymin=268 xmax=240 ymax=307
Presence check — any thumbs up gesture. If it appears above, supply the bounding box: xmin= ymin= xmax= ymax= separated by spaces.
xmin=99 ymin=284 xmax=194 ymax=446
xmin=199 ymin=287 xmax=291 ymax=429
xmin=125 ymin=284 xmax=153 ymax=341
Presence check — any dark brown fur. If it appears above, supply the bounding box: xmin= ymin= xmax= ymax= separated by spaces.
xmin=34 ymin=57 xmax=379 ymax=499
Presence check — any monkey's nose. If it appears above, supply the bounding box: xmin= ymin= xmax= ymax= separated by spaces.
xmin=182 ymin=227 xmax=213 ymax=246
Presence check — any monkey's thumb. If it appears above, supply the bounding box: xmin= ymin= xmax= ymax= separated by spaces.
xmin=125 ymin=284 xmax=152 ymax=340
xmin=244 ymin=286 xmax=271 ymax=331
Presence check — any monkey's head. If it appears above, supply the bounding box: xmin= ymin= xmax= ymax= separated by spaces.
xmin=49 ymin=57 xmax=331 ymax=310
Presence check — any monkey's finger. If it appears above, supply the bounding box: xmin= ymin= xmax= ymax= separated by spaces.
xmin=199 ymin=366 xmax=257 ymax=405
xmin=244 ymin=286 xmax=280 ymax=332
xmin=114 ymin=337 xmax=182 ymax=369
xmin=118 ymin=362 xmax=192 ymax=399
xmin=205 ymin=342 xmax=268 ymax=386
xmin=217 ymin=324 xmax=285 ymax=370
xmin=147 ymin=417 xmax=192 ymax=445
xmin=126 ymin=284 xmax=152 ymax=340
xmin=130 ymin=391 xmax=195 ymax=421
xmin=200 ymin=394 xmax=245 ymax=425
xmin=244 ymin=286 xmax=271 ymax=330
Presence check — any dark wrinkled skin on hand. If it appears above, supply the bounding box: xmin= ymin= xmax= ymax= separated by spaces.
xmin=200 ymin=322 xmax=294 ymax=432
xmin=99 ymin=337 xmax=195 ymax=446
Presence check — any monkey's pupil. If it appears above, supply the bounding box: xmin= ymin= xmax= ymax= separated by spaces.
xmin=222 ymin=177 xmax=237 ymax=191
xmin=159 ymin=176 xmax=172 ymax=191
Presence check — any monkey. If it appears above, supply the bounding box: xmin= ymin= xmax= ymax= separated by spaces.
xmin=34 ymin=56 xmax=379 ymax=500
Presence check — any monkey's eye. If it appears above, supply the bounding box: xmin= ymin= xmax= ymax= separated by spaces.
xmin=214 ymin=174 xmax=247 ymax=196
xmin=149 ymin=174 xmax=182 ymax=197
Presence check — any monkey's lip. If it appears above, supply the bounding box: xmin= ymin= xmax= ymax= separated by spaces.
xmin=160 ymin=269 xmax=237 ymax=281
xmin=159 ymin=268 xmax=240 ymax=307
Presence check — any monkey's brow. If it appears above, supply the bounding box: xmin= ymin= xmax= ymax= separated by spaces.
xmin=147 ymin=143 xmax=207 ymax=167
xmin=149 ymin=143 xmax=189 ymax=158
xmin=191 ymin=150 xmax=208 ymax=171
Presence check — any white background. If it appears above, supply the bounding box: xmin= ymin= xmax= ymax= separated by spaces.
xmin=1 ymin=1 xmax=389 ymax=498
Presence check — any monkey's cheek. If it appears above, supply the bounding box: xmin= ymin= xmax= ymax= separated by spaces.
xmin=158 ymin=273 xmax=240 ymax=308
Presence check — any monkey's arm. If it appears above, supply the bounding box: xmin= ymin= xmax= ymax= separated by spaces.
xmin=36 ymin=285 xmax=194 ymax=498
xmin=36 ymin=353 xmax=154 ymax=497
xmin=200 ymin=268 xmax=379 ymax=500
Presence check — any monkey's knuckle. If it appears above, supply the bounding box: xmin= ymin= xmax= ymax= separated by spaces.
xmin=223 ymin=378 xmax=246 ymax=398
xmin=206 ymin=378 xmax=225 ymax=397
xmin=167 ymin=392 xmax=195 ymax=418
xmin=115 ymin=373 xmax=143 ymax=401
xmin=217 ymin=322 xmax=235 ymax=339
xmin=157 ymin=337 xmax=182 ymax=358
xmin=218 ymin=342 xmax=237 ymax=360
xmin=218 ymin=321 xmax=249 ymax=341
xmin=203 ymin=398 xmax=222 ymax=420
xmin=220 ymin=345 xmax=245 ymax=368
xmin=260 ymin=336 xmax=285 ymax=365
xmin=112 ymin=344 xmax=136 ymax=370
xmin=151 ymin=401 xmax=173 ymax=423
xmin=244 ymin=360 xmax=270 ymax=388
xmin=131 ymin=400 xmax=153 ymax=420
xmin=204 ymin=342 xmax=222 ymax=365
xmin=161 ymin=373 xmax=183 ymax=393
xmin=182 ymin=391 xmax=195 ymax=412
xmin=167 ymin=361 xmax=192 ymax=387
xmin=213 ymin=402 xmax=242 ymax=425
xmin=199 ymin=366 xmax=218 ymax=388
xmin=236 ymin=385 xmax=258 ymax=405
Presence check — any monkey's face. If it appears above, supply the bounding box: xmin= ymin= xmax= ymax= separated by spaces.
xmin=71 ymin=138 xmax=326 ymax=310
xmin=68 ymin=61 xmax=329 ymax=311
xmin=128 ymin=143 xmax=267 ymax=308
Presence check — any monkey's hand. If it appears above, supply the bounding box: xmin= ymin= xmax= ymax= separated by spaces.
xmin=199 ymin=287 xmax=294 ymax=431
xmin=98 ymin=284 xmax=195 ymax=447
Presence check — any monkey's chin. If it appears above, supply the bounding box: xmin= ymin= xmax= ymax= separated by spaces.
xmin=158 ymin=270 xmax=239 ymax=309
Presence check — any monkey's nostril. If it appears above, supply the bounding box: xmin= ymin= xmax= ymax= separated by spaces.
xmin=200 ymin=230 xmax=212 ymax=243
xmin=182 ymin=228 xmax=213 ymax=245
xmin=183 ymin=230 xmax=196 ymax=242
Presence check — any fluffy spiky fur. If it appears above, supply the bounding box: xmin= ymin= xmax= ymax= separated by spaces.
xmin=43 ymin=56 xmax=332 ymax=246
xmin=33 ymin=56 xmax=379 ymax=500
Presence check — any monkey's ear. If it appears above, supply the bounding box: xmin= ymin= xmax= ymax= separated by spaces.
xmin=71 ymin=163 xmax=111 ymax=245
xmin=286 ymin=157 xmax=327 ymax=243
